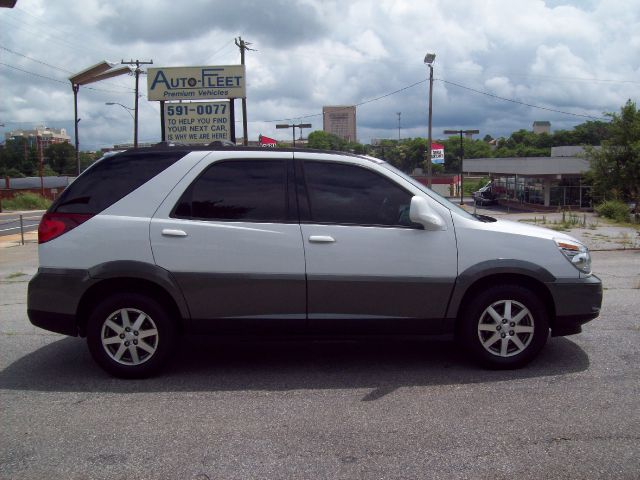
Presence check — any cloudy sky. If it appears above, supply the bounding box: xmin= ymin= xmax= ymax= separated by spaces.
xmin=1 ymin=0 xmax=638 ymax=150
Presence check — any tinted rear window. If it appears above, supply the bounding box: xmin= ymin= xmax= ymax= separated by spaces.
xmin=52 ymin=152 xmax=185 ymax=214
xmin=173 ymin=160 xmax=288 ymax=222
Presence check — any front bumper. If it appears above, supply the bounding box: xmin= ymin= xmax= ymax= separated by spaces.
xmin=546 ymin=274 xmax=602 ymax=336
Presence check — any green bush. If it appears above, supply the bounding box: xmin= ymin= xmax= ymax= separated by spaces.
xmin=2 ymin=192 xmax=51 ymax=211
xmin=595 ymin=200 xmax=630 ymax=223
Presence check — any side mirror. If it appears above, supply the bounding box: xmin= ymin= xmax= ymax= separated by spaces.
xmin=409 ymin=196 xmax=447 ymax=231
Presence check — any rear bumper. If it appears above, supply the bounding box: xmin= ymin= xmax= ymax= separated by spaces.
xmin=27 ymin=268 xmax=92 ymax=336
xmin=547 ymin=274 xmax=603 ymax=336
xmin=27 ymin=309 xmax=77 ymax=336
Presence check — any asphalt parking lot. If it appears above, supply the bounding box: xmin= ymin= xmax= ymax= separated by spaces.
xmin=1 ymin=243 xmax=639 ymax=479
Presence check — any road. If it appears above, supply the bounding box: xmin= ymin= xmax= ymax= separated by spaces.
xmin=0 ymin=245 xmax=638 ymax=479
xmin=0 ymin=212 xmax=44 ymax=238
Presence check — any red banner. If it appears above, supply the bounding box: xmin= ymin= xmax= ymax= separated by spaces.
xmin=259 ymin=134 xmax=277 ymax=147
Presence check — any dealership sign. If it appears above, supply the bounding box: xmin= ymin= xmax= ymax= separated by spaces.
xmin=259 ymin=134 xmax=277 ymax=147
xmin=431 ymin=143 xmax=445 ymax=164
xmin=147 ymin=65 xmax=246 ymax=101
xmin=163 ymin=101 xmax=230 ymax=144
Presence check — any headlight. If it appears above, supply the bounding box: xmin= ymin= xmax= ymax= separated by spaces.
xmin=554 ymin=238 xmax=591 ymax=274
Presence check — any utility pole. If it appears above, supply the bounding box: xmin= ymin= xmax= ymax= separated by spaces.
xmin=276 ymin=123 xmax=312 ymax=148
xmin=424 ymin=53 xmax=436 ymax=188
xmin=38 ymin=137 xmax=44 ymax=196
xmin=397 ymin=112 xmax=401 ymax=141
xmin=444 ymin=129 xmax=479 ymax=205
xmin=235 ymin=37 xmax=256 ymax=146
xmin=121 ymin=59 xmax=153 ymax=148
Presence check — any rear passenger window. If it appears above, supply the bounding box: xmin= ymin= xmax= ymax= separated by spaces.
xmin=52 ymin=152 xmax=184 ymax=214
xmin=173 ymin=160 xmax=287 ymax=222
xmin=303 ymin=161 xmax=414 ymax=227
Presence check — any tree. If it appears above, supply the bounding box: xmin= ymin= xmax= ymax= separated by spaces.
xmin=0 ymin=137 xmax=38 ymax=176
xmin=441 ymin=137 xmax=492 ymax=173
xmin=45 ymin=142 xmax=76 ymax=174
xmin=307 ymin=131 xmax=347 ymax=151
xmin=586 ymin=100 xmax=640 ymax=205
xmin=571 ymin=120 xmax=611 ymax=145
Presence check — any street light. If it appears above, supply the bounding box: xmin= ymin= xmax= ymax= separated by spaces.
xmin=105 ymin=102 xmax=135 ymax=120
xmin=276 ymin=123 xmax=312 ymax=147
xmin=69 ymin=62 xmax=131 ymax=175
xmin=424 ymin=52 xmax=436 ymax=188
xmin=443 ymin=129 xmax=480 ymax=205
xmin=106 ymin=103 xmax=135 ymax=145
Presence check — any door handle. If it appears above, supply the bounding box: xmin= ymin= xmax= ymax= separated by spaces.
xmin=161 ymin=228 xmax=188 ymax=237
xmin=309 ymin=235 xmax=335 ymax=243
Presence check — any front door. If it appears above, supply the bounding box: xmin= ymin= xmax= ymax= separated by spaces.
xmin=298 ymin=158 xmax=457 ymax=333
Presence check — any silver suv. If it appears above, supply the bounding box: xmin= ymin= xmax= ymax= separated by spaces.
xmin=28 ymin=146 xmax=602 ymax=377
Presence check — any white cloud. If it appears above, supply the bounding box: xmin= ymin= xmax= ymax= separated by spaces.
xmin=0 ymin=0 xmax=638 ymax=148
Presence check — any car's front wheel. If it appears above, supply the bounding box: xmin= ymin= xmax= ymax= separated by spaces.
xmin=459 ymin=285 xmax=549 ymax=369
xmin=86 ymin=293 xmax=176 ymax=378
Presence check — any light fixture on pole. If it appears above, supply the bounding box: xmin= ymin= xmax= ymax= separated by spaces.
xmin=69 ymin=62 xmax=132 ymax=175
xmin=105 ymin=102 xmax=135 ymax=145
xmin=443 ymin=129 xmax=480 ymax=205
xmin=276 ymin=123 xmax=312 ymax=147
xmin=105 ymin=102 xmax=135 ymax=120
xmin=424 ymin=52 xmax=436 ymax=188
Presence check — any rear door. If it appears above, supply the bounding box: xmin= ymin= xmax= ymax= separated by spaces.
xmin=296 ymin=154 xmax=458 ymax=333
xmin=150 ymin=151 xmax=306 ymax=333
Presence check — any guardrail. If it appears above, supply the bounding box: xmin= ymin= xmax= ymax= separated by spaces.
xmin=0 ymin=214 xmax=42 ymax=245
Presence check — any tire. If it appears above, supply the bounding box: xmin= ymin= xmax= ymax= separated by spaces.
xmin=459 ymin=285 xmax=549 ymax=369
xmin=86 ymin=293 xmax=176 ymax=378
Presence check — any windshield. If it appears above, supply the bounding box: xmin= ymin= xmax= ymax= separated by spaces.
xmin=381 ymin=163 xmax=477 ymax=221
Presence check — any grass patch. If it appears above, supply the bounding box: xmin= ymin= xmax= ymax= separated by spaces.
xmin=6 ymin=272 xmax=26 ymax=279
xmin=520 ymin=212 xmax=589 ymax=231
xmin=595 ymin=200 xmax=634 ymax=224
xmin=2 ymin=192 xmax=51 ymax=210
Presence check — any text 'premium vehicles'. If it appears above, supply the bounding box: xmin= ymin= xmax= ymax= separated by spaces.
xmin=28 ymin=146 xmax=602 ymax=377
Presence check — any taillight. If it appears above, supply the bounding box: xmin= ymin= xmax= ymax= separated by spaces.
xmin=38 ymin=213 xmax=94 ymax=244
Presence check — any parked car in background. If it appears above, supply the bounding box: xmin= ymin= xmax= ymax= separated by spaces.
xmin=28 ymin=146 xmax=602 ymax=377
xmin=472 ymin=181 xmax=499 ymax=205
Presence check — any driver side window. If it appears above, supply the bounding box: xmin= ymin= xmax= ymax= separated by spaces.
xmin=303 ymin=161 xmax=414 ymax=227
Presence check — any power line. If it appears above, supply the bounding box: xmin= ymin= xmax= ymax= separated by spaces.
xmin=0 ymin=62 xmax=134 ymax=93
xmin=437 ymin=78 xmax=607 ymax=120
xmin=254 ymin=74 xmax=608 ymax=125
xmin=262 ymin=79 xmax=427 ymax=123
xmin=0 ymin=45 xmax=73 ymax=73
xmin=439 ymin=64 xmax=640 ymax=86
xmin=0 ymin=62 xmax=67 ymax=84
xmin=209 ymin=40 xmax=236 ymax=61
xmin=0 ymin=13 xmax=103 ymax=59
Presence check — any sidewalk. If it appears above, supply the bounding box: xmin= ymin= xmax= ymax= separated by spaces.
xmin=0 ymin=231 xmax=38 ymax=249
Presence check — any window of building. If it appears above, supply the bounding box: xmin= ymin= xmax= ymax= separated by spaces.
xmin=173 ymin=160 xmax=288 ymax=222
xmin=303 ymin=161 xmax=414 ymax=227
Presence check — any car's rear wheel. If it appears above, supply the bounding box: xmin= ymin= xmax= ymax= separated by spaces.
xmin=86 ymin=293 xmax=176 ymax=378
xmin=459 ymin=285 xmax=549 ymax=369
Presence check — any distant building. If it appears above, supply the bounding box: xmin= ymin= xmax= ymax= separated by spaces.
xmin=5 ymin=126 xmax=70 ymax=149
xmin=532 ymin=121 xmax=551 ymax=135
xmin=323 ymin=106 xmax=357 ymax=142
xmin=463 ymin=146 xmax=599 ymax=208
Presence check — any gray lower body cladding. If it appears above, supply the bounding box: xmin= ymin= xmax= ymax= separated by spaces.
xmin=27 ymin=268 xmax=92 ymax=336
xmin=546 ymin=274 xmax=603 ymax=335
xmin=27 ymin=266 xmax=602 ymax=338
